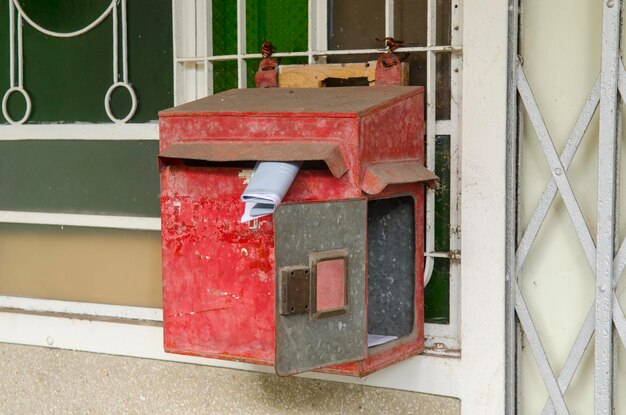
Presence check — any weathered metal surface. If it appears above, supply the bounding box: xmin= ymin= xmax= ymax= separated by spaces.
xmin=274 ymin=200 xmax=367 ymax=376
xmin=367 ymin=196 xmax=415 ymax=337
xmin=374 ymin=53 xmax=403 ymax=87
xmin=255 ymin=58 xmax=278 ymax=88
xmin=595 ymin=4 xmax=620 ymax=413
xmin=159 ymin=141 xmax=348 ymax=179
xmin=255 ymin=40 xmax=278 ymax=88
xmin=278 ymin=266 xmax=310 ymax=316
xmin=326 ymin=183 xmax=426 ymax=377
xmin=159 ymin=86 xmax=422 ymax=117
xmin=159 ymin=87 xmax=427 ymax=377
xmin=517 ymin=64 xmax=574 ymax=415
xmin=515 ymin=76 xmax=600 ymax=274
xmin=513 ymin=13 xmax=625 ymax=411
xmin=361 ymin=160 xmax=439 ymax=194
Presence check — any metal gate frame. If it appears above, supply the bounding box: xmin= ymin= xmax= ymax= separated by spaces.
xmin=507 ymin=0 xmax=626 ymax=414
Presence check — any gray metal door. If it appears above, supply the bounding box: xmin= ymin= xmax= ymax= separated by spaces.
xmin=274 ymin=199 xmax=367 ymax=376
xmin=507 ymin=0 xmax=626 ymax=413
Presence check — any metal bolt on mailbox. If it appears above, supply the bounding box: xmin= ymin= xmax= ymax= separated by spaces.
xmin=158 ymin=86 xmax=437 ymax=376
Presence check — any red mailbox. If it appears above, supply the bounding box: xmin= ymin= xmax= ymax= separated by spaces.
xmin=159 ymin=86 xmax=437 ymax=376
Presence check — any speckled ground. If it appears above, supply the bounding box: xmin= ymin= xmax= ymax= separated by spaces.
xmin=0 ymin=343 xmax=460 ymax=415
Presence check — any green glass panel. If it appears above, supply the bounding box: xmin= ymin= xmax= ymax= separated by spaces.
xmin=212 ymin=0 xmax=308 ymax=91
xmin=0 ymin=140 xmax=160 ymax=216
xmin=212 ymin=0 xmax=237 ymax=56
xmin=0 ymin=0 xmax=173 ymax=123
xmin=213 ymin=60 xmax=238 ymax=94
xmin=246 ymin=0 xmax=308 ymax=54
xmin=424 ymin=258 xmax=450 ymax=324
xmin=425 ymin=135 xmax=452 ymax=323
xmin=434 ymin=135 xmax=451 ymax=252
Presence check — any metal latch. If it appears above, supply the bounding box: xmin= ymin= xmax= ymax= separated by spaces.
xmin=279 ymin=266 xmax=310 ymax=315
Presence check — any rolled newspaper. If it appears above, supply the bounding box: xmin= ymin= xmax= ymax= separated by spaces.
xmin=240 ymin=161 xmax=302 ymax=223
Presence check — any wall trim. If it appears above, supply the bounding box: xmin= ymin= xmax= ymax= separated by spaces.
xmin=0 ymin=311 xmax=461 ymax=398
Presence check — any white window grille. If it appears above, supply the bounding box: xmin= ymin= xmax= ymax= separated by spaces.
xmin=172 ymin=0 xmax=463 ymax=352
xmin=0 ymin=0 xmax=161 ymax=230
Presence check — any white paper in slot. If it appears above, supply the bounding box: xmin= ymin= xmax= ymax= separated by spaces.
xmin=240 ymin=161 xmax=302 ymax=223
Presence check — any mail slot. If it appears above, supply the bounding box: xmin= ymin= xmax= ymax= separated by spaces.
xmin=158 ymin=86 xmax=437 ymax=377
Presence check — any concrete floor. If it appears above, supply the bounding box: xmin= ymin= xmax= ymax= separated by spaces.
xmin=0 ymin=343 xmax=460 ymax=415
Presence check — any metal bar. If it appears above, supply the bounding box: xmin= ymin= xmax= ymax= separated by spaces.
xmin=541 ymin=306 xmax=595 ymax=415
xmin=447 ymin=0 xmax=463 ymax=347
xmin=308 ymin=0 xmax=329 ymax=64
xmin=112 ymin=0 xmax=118 ymax=83
xmin=609 ymin=63 xmax=626 ymax=280
xmin=385 ymin=0 xmax=394 ymax=38
xmin=543 ymin=251 xmax=626 ymax=414
xmin=423 ymin=0 xmax=437 ymax=286
xmin=613 ymin=239 xmax=626 ymax=280
xmin=427 ymin=0 xmax=436 ymax=47
xmin=505 ymin=0 xmax=519 ymax=412
xmin=596 ymin=1 xmax=621 ymax=412
xmin=171 ymin=0 xmax=181 ymax=104
xmin=181 ymin=0 xmax=198 ymax=103
xmin=307 ymin=0 xmax=315 ymax=64
xmin=517 ymin=65 xmax=596 ymax=271
xmin=517 ymin=63 xmax=604 ymax=415
xmin=613 ymin=297 xmax=626 ymax=347
xmin=424 ymin=251 xmax=456 ymax=258
xmin=516 ymin=76 xmax=601 ymax=273
xmin=16 ymin=12 xmax=22 ymax=87
xmin=11 ymin=0 xmax=116 ymax=39
xmin=196 ymin=0 xmax=208 ymax=97
xmin=121 ymin=0 xmax=128 ymax=82
xmin=236 ymin=0 xmax=246 ymax=88
xmin=515 ymin=283 xmax=570 ymax=414
xmin=174 ymin=45 xmax=463 ymax=62
xmin=435 ymin=120 xmax=452 ymax=135
xmin=613 ymin=236 xmax=626 ymax=282
xmin=205 ymin=0 xmax=214 ymax=96
xmin=316 ymin=0 xmax=328 ymax=63
xmin=314 ymin=46 xmax=461 ymax=54
xmin=9 ymin=0 xmax=15 ymax=87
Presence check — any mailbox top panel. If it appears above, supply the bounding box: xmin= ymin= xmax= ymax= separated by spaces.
xmin=160 ymin=86 xmax=423 ymax=118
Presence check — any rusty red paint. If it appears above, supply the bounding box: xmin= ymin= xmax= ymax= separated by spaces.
xmin=159 ymin=87 xmax=430 ymax=376
xmin=375 ymin=53 xmax=403 ymax=87
xmin=255 ymin=58 xmax=279 ymax=88
xmin=361 ymin=160 xmax=439 ymax=194
xmin=160 ymin=141 xmax=349 ymax=178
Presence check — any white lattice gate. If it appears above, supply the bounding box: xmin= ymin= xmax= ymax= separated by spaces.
xmin=508 ymin=1 xmax=626 ymax=413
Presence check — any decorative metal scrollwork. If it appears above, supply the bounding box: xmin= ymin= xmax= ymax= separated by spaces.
xmin=2 ymin=0 xmax=137 ymax=124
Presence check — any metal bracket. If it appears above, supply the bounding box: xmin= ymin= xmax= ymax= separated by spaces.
xmin=255 ymin=40 xmax=278 ymax=88
xmin=374 ymin=53 xmax=402 ymax=86
xmin=279 ymin=266 xmax=311 ymax=315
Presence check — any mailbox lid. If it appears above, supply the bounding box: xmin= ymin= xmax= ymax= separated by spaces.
xmin=159 ymin=86 xmax=423 ymax=118
xmin=274 ymin=199 xmax=367 ymax=376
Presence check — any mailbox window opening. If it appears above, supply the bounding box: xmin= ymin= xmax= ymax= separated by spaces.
xmin=367 ymin=196 xmax=416 ymax=341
